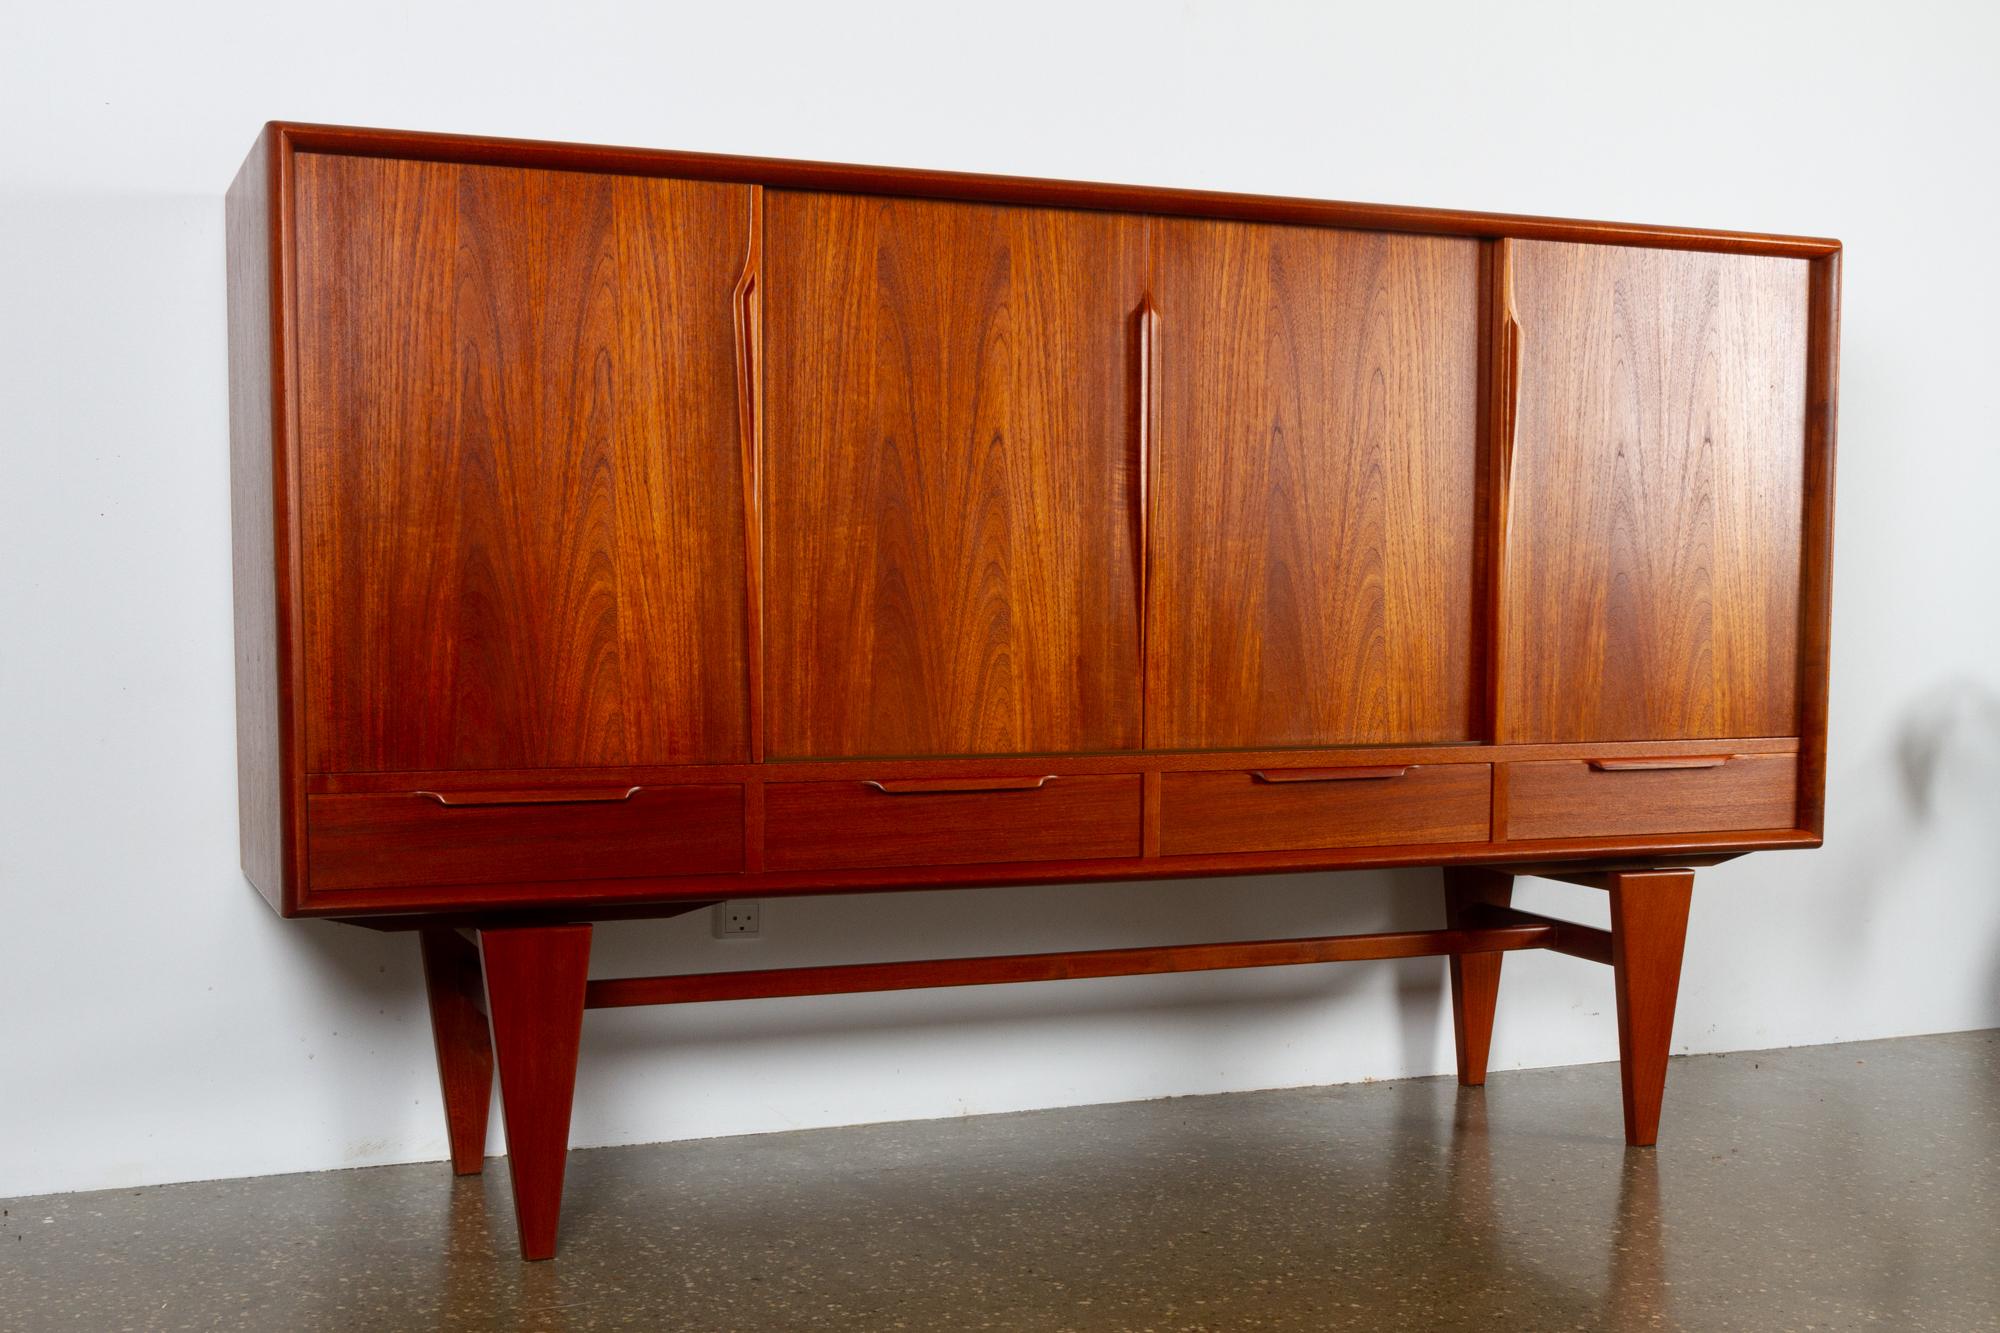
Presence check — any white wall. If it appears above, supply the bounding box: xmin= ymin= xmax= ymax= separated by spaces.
xmin=3 ymin=0 xmax=1997 ymax=1199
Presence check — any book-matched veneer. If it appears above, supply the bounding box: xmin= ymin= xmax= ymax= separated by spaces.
xmin=293 ymin=154 xmax=755 ymax=774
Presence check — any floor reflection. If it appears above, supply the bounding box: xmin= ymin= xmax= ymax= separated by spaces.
xmin=5 ymin=1031 xmax=1996 ymax=1330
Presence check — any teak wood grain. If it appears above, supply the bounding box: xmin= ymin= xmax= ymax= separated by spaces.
xmin=305 ymin=826 xmax=1812 ymax=918
xmin=1795 ymin=253 xmax=1841 ymax=837
xmin=764 ymin=775 xmax=1142 ymax=870
xmin=1159 ymin=764 xmax=1490 ymax=857
xmin=307 ymin=785 xmax=744 ymax=891
xmin=235 ymin=126 xmax=1838 ymax=922
xmin=1502 ymin=754 xmax=1797 ymax=841
xmin=1149 ymin=221 xmax=1482 ymax=749
xmin=763 ymin=191 xmax=1145 ymax=758
xmin=585 ymin=921 xmax=1554 ymax=1008
xmin=1499 ymin=242 xmax=1810 ymax=742
xmin=1473 ymin=904 xmax=1614 ymax=966
xmin=271 ymin=123 xmax=1842 ymax=259
xmin=304 ymin=737 xmax=1800 ymax=792
xmin=418 ymin=927 xmax=493 ymax=1174
xmin=1605 ymin=870 xmax=1695 ymax=1147
xmin=479 ymin=923 xmax=592 ymax=1261
xmin=293 ymin=154 xmax=752 ymax=772
xmin=1441 ymin=867 xmax=1514 ymax=1086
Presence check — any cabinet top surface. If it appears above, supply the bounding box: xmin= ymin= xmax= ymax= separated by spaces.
xmin=258 ymin=122 xmax=1842 ymax=260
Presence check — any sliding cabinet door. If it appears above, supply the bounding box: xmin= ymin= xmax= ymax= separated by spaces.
xmin=295 ymin=155 xmax=754 ymax=772
xmin=763 ymin=193 xmax=1145 ymax=759
xmin=1148 ymin=220 xmax=1483 ymax=750
xmin=1499 ymin=242 xmax=1809 ymax=742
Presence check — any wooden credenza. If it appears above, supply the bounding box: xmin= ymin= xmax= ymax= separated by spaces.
xmin=227 ymin=122 xmax=1840 ymax=1260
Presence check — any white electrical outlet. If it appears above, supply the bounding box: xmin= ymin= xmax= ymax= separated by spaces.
xmin=712 ymin=900 xmax=761 ymax=938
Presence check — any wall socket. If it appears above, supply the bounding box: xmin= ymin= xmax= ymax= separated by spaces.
xmin=712 ymin=900 xmax=761 ymax=938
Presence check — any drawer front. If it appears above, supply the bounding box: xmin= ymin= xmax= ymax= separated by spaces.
xmin=765 ymin=775 xmax=1143 ymax=871
xmin=1503 ymin=754 xmax=1798 ymax=840
xmin=1160 ymin=764 xmax=1491 ymax=857
xmin=307 ymin=785 xmax=744 ymax=891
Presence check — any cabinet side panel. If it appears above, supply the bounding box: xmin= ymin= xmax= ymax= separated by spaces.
xmin=1796 ymin=252 xmax=1841 ymax=835
xmin=763 ymin=192 xmax=1145 ymax=758
xmin=1502 ymin=242 xmax=1809 ymax=742
xmin=1149 ymin=221 xmax=1483 ymax=749
xmin=226 ymin=126 xmax=293 ymax=911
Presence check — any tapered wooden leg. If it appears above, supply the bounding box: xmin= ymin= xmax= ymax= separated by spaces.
xmin=479 ymin=923 xmax=593 ymax=1261
xmin=1442 ymin=867 xmax=1515 ymax=1085
xmin=419 ymin=928 xmax=494 ymax=1175
xmin=1606 ymin=870 xmax=1695 ymax=1147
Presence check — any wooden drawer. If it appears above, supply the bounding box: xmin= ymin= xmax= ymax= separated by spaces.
xmin=1502 ymin=754 xmax=1798 ymax=840
xmin=307 ymin=785 xmax=744 ymax=891
xmin=765 ymin=775 xmax=1142 ymax=871
xmin=1160 ymin=764 xmax=1491 ymax=857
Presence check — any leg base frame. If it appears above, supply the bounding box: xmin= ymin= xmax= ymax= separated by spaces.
xmin=1441 ymin=867 xmax=1695 ymax=1147
xmin=416 ymin=870 xmax=1695 ymax=1258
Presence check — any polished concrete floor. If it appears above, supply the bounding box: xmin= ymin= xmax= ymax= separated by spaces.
xmin=4 ymin=1030 xmax=1996 ymax=1331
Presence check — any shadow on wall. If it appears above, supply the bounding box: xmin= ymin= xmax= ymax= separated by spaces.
xmin=1801 ymin=676 xmax=2000 ymax=1042
xmin=580 ymin=867 xmax=1453 ymax=1075
xmin=1893 ymin=679 xmax=2000 ymax=1023
xmin=1896 ymin=678 xmax=2000 ymax=821
xmin=280 ymin=866 xmax=1457 ymax=1117
xmin=269 ymin=913 xmax=430 ymax=1155
xmin=284 ymin=915 xmax=412 ymax=1006
xmin=1760 ymin=676 xmax=2000 ymax=1040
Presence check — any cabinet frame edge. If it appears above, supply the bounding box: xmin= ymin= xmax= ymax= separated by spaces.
xmin=227 ymin=122 xmax=309 ymax=915
xmin=1796 ymin=250 xmax=1842 ymax=838
xmin=270 ymin=121 xmax=1842 ymax=260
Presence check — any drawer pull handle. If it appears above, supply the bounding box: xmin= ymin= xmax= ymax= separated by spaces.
xmin=866 ymin=776 xmax=1057 ymax=794
xmin=1586 ymin=757 xmax=1733 ymax=772
xmin=415 ymin=787 xmax=642 ymax=807
xmin=1252 ymin=766 xmax=1410 ymax=783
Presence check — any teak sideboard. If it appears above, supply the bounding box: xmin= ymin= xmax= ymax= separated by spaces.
xmin=227 ymin=122 xmax=1840 ymax=1260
